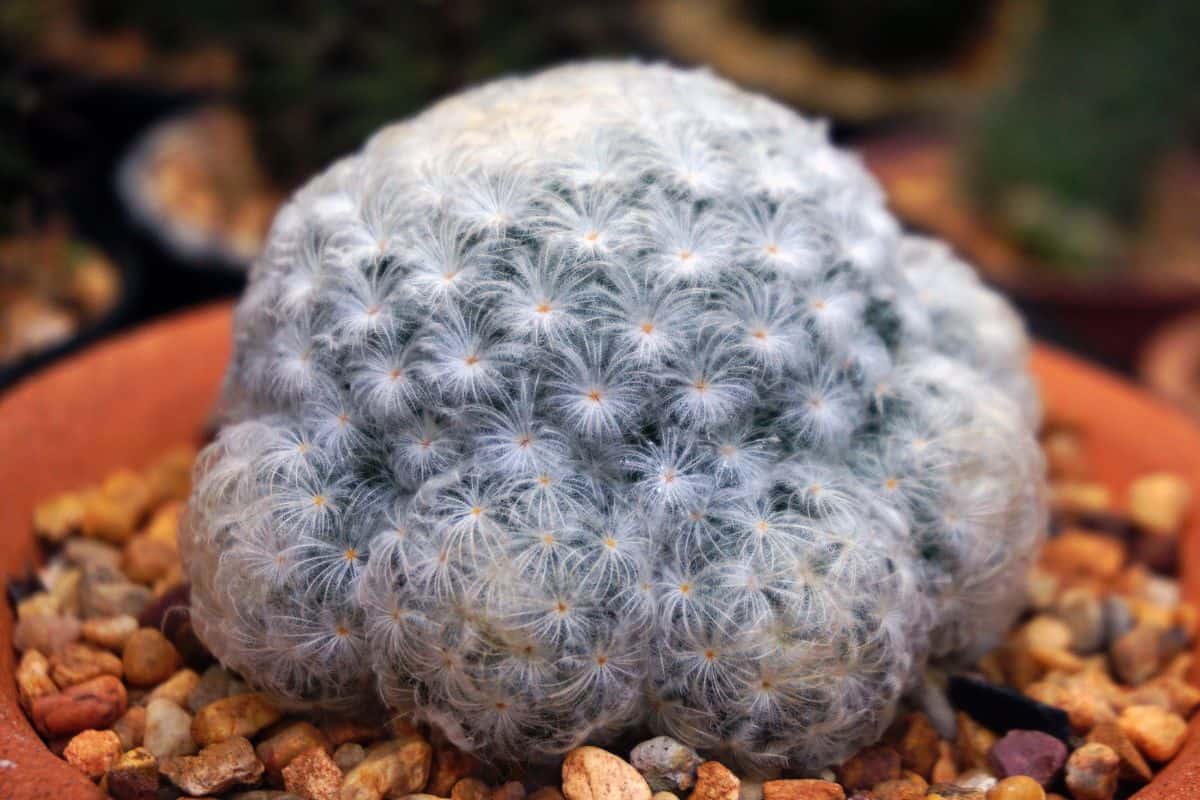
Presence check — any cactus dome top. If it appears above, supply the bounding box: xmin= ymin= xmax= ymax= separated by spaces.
xmin=186 ymin=61 xmax=1045 ymax=771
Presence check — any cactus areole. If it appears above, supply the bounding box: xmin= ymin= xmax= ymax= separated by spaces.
xmin=182 ymin=62 xmax=1046 ymax=771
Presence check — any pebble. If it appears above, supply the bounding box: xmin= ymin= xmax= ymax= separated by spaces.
xmin=762 ymin=779 xmax=845 ymax=800
xmin=231 ymin=792 xmax=304 ymax=800
xmin=1063 ymin=743 xmax=1118 ymax=800
xmin=256 ymin=721 xmax=332 ymax=783
xmin=31 ymin=674 xmax=127 ymax=736
xmin=931 ymin=741 xmax=958 ymax=785
xmin=188 ymin=665 xmax=237 ymax=713
xmin=82 ymin=469 xmax=154 ymax=543
xmin=1039 ymin=531 xmax=1125 ymax=582
xmin=1084 ymin=720 xmax=1152 ymax=784
xmin=898 ymin=713 xmax=940 ymax=778
xmin=122 ymin=627 xmax=182 ymax=686
xmin=122 ymin=532 xmax=180 ymax=585
xmin=955 ymin=713 xmax=998 ymax=772
xmin=1109 ymin=624 xmax=1162 ymax=685
xmin=63 ymin=537 xmax=123 ymax=570
xmin=342 ymin=736 xmax=435 ymax=800
xmin=871 ymin=773 xmax=927 ymax=800
xmin=149 ymin=667 xmax=201 ymax=707
xmin=926 ymin=785 xmax=985 ymax=800
xmin=319 ymin=716 xmax=386 ymax=747
xmin=13 ymin=611 xmax=81 ymax=654
xmin=1127 ymin=473 xmax=1190 ymax=537
xmin=80 ymin=613 xmax=140 ymax=651
xmin=987 ymin=730 xmax=1067 ymax=787
xmin=49 ymin=641 xmax=124 ymax=687
xmin=334 ymin=742 xmax=367 ymax=772
xmin=630 ymin=736 xmax=703 ymax=792
xmin=1118 ymin=704 xmax=1188 ymax=762
xmin=428 ymin=741 xmax=481 ymax=796
xmin=956 ymin=770 xmax=998 ymax=792
xmin=281 ymin=746 xmax=343 ymax=800
xmin=34 ymin=491 xmax=86 ymax=542
xmin=63 ymin=728 xmax=122 ymax=778
xmin=1049 ymin=483 xmax=1112 ymax=516
xmin=837 ymin=745 xmax=901 ymax=791
xmin=161 ymin=735 xmax=265 ymax=796
xmin=530 ymin=789 xmax=567 ymax=800
xmin=192 ymin=692 xmax=283 ymax=746
xmin=650 ymin=793 xmax=679 ymax=800
xmin=452 ymin=777 xmax=492 ymax=800
xmin=113 ymin=704 xmax=147 ymax=749
xmin=985 ymin=776 xmax=1044 ymax=800
xmin=106 ymin=746 xmax=160 ymax=800
xmin=689 ymin=762 xmax=739 ymax=800
xmin=15 ymin=649 xmax=58 ymax=711
xmin=81 ymin=564 xmax=153 ymax=619
xmin=145 ymin=697 xmax=198 ymax=759
xmin=561 ymin=746 xmax=654 ymax=800
xmin=1052 ymin=588 xmax=1105 ymax=654
xmin=494 ymin=780 xmax=528 ymax=800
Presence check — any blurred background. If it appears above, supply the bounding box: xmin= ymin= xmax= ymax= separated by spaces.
xmin=1 ymin=0 xmax=1198 ymax=411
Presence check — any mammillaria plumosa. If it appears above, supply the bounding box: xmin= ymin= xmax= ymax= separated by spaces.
xmin=181 ymin=61 xmax=1045 ymax=771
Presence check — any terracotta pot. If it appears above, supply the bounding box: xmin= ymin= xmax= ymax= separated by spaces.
xmin=2 ymin=302 xmax=1200 ymax=799
xmin=859 ymin=131 xmax=1200 ymax=371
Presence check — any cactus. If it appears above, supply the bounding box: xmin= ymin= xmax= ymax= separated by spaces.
xmin=182 ymin=62 xmax=1045 ymax=771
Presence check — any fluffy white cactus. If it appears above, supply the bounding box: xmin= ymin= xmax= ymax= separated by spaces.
xmin=182 ymin=61 xmax=1045 ymax=771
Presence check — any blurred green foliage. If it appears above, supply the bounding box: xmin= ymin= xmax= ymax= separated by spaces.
xmin=80 ymin=0 xmax=639 ymax=185
xmin=966 ymin=0 xmax=1200 ymax=272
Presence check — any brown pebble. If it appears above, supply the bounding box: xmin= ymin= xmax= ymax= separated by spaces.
xmin=493 ymin=781 xmax=527 ymax=800
xmin=81 ymin=567 xmax=154 ymax=619
xmin=986 ymin=776 xmax=1044 ymax=800
xmin=1118 ymin=704 xmax=1188 ymax=762
xmin=319 ymin=716 xmax=386 ymax=747
xmin=161 ymin=735 xmax=265 ymax=796
xmin=429 ymin=741 xmax=482 ymax=795
xmin=1127 ymin=473 xmax=1191 ymax=537
xmin=63 ymin=728 xmax=122 ymax=778
xmin=559 ymin=746 xmax=656 ymax=800
xmin=762 ymin=779 xmax=845 ymax=800
xmin=15 ymin=649 xmax=59 ymax=711
xmin=112 ymin=704 xmax=147 ymax=750
xmin=50 ymin=642 xmax=124 ymax=687
xmin=13 ymin=611 xmax=81 ymax=654
xmin=148 ymin=667 xmax=201 ymax=707
xmin=1052 ymin=587 xmax=1105 ymax=654
xmin=1085 ymin=720 xmax=1152 ymax=783
xmin=1040 ymin=531 xmax=1125 ymax=582
xmin=32 ymin=674 xmax=127 ymax=737
xmin=529 ymin=789 xmax=566 ymax=800
xmin=122 ymin=627 xmax=182 ymax=687
xmin=871 ymin=772 xmax=927 ymax=800
xmin=898 ymin=712 xmax=940 ymax=779
xmin=931 ymin=741 xmax=958 ymax=785
xmin=1064 ymin=743 xmax=1118 ymax=800
xmin=1049 ymin=483 xmax=1112 ymax=516
xmin=122 ymin=532 xmax=180 ymax=585
xmin=687 ymin=761 xmax=739 ymax=800
xmin=1109 ymin=624 xmax=1162 ymax=685
xmin=282 ymin=746 xmax=343 ymax=800
xmin=342 ymin=736 xmax=435 ymax=800
xmin=106 ymin=746 xmax=160 ymax=800
xmin=82 ymin=469 xmax=154 ymax=543
xmin=81 ymin=614 xmax=140 ymax=651
xmin=257 ymin=721 xmax=332 ymax=783
xmin=926 ymin=785 xmax=985 ymax=800
xmin=187 ymin=665 xmax=236 ymax=713
xmin=452 ymin=777 xmax=492 ymax=800
xmin=334 ymin=742 xmax=367 ymax=772
xmin=191 ymin=692 xmax=282 ymax=746
xmin=34 ymin=491 xmax=86 ymax=542
xmin=955 ymin=713 xmax=997 ymax=771
xmin=837 ymin=745 xmax=901 ymax=791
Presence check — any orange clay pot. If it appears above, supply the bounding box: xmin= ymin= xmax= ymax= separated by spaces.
xmin=1 ymin=301 xmax=1199 ymax=799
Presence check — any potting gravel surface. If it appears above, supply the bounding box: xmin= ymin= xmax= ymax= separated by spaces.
xmin=8 ymin=422 xmax=1198 ymax=800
